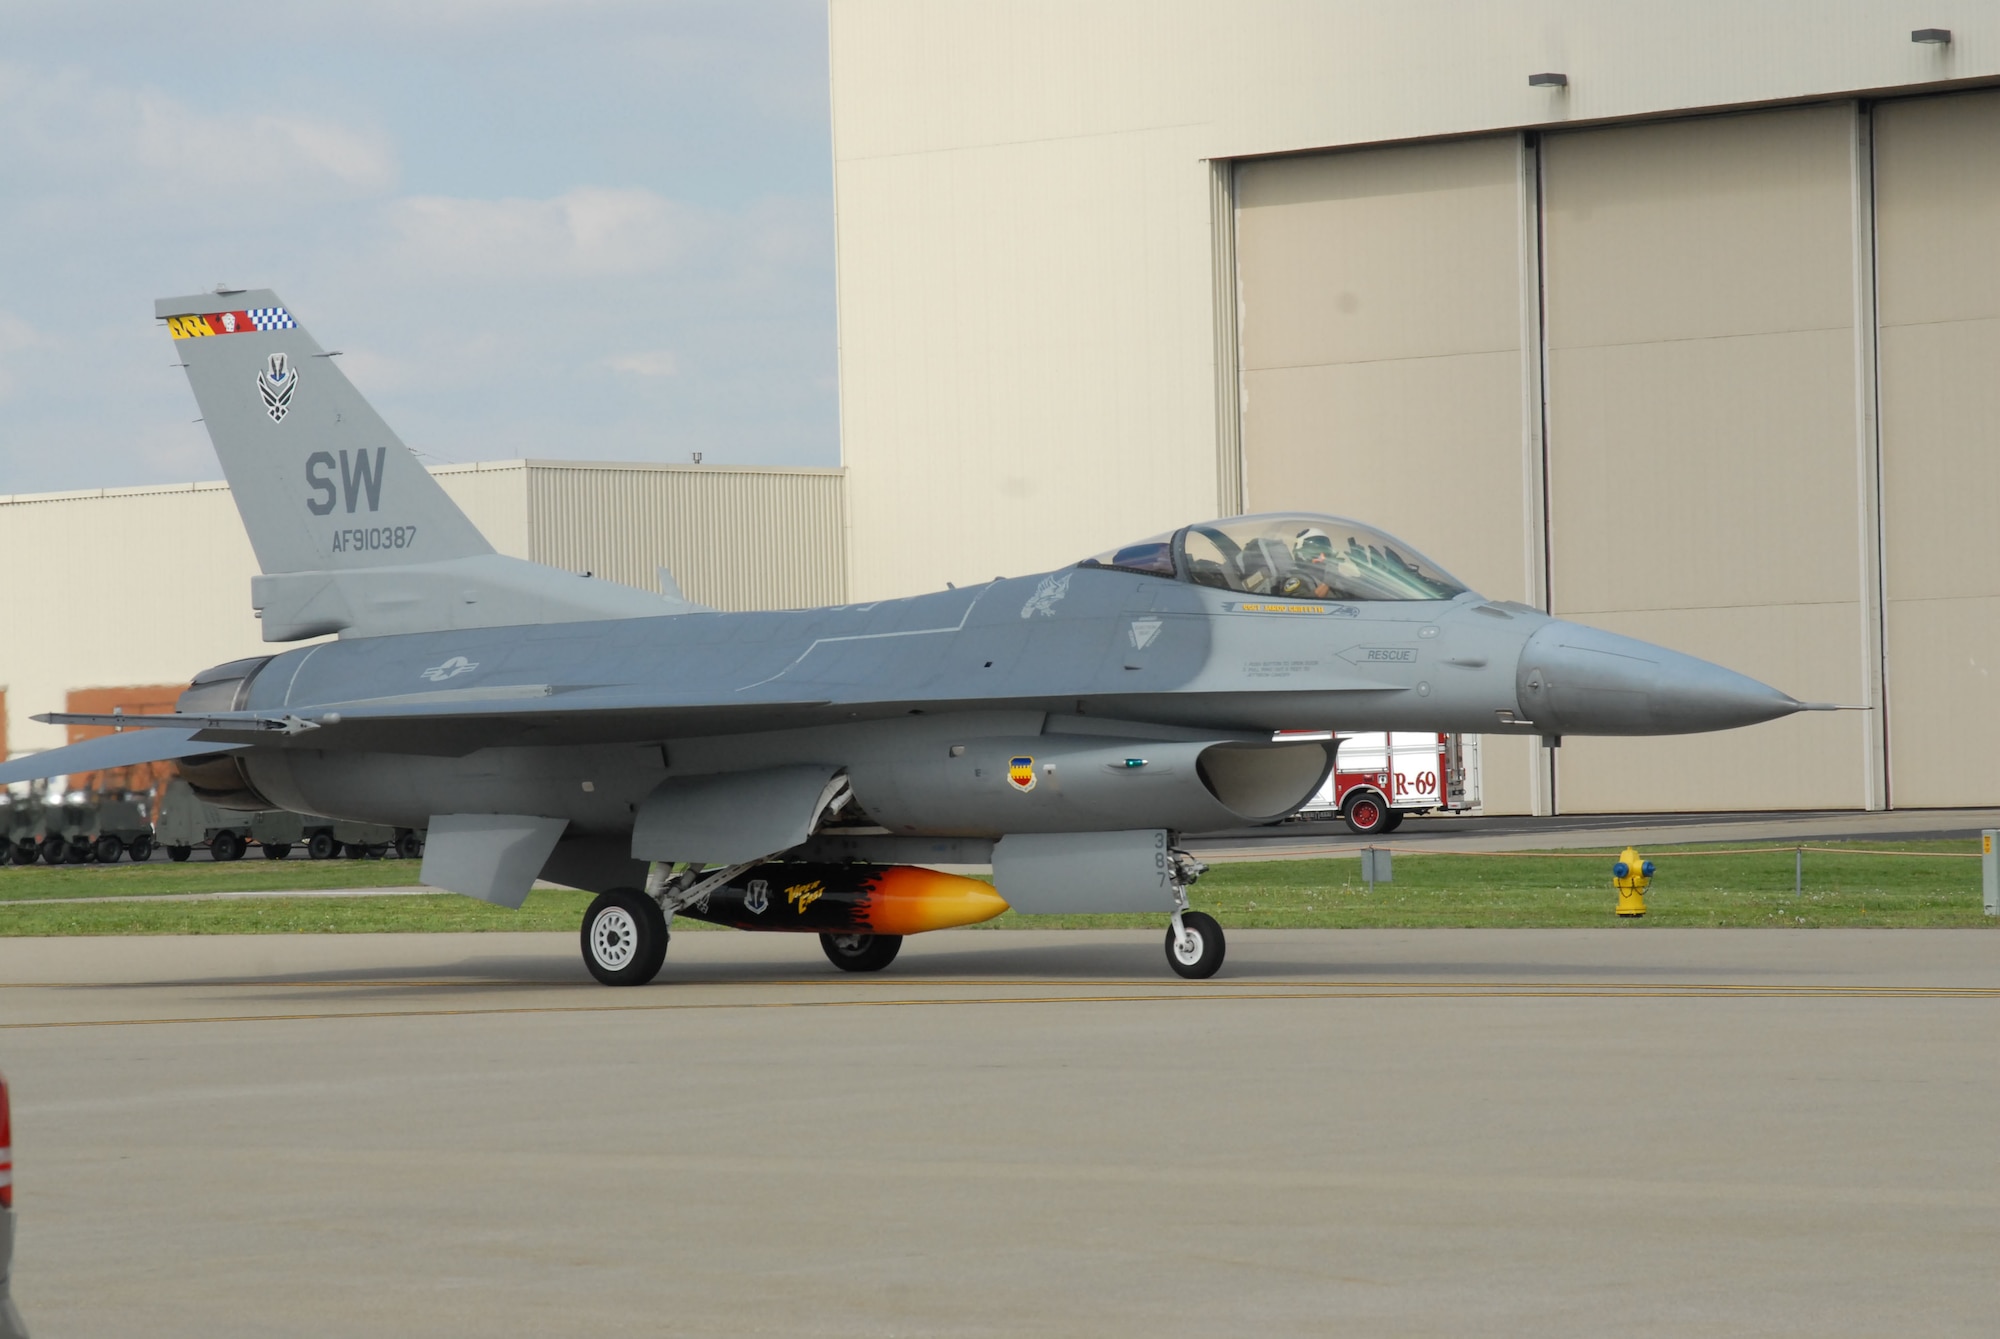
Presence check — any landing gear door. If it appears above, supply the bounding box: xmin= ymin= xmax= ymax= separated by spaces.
xmin=632 ymin=764 xmax=844 ymax=866
xmin=993 ymin=829 xmax=1177 ymax=914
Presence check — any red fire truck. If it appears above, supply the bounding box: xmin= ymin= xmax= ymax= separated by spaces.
xmin=1277 ymin=731 xmax=1482 ymax=834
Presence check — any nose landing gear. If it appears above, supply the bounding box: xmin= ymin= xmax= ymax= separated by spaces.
xmin=1166 ymin=910 xmax=1225 ymax=979
xmin=1161 ymin=848 xmax=1224 ymax=978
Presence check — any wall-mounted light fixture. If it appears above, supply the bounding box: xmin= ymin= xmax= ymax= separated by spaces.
xmin=1911 ymin=28 xmax=1952 ymax=44
xmin=1528 ymin=72 xmax=1569 ymax=88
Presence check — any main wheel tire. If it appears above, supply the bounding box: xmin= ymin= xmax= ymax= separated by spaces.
xmin=581 ymin=889 xmax=669 ymax=987
xmin=1378 ymin=810 xmax=1405 ymax=834
xmin=819 ymin=932 xmax=903 ymax=973
xmin=167 ymin=845 xmax=192 ymax=863
xmin=94 ymin=834 xmax=124 ymax=863
xmin=210 ymin=830 xmax=246 ymax=862
xmin=127 ymin=834 xmax=154 ymax=863
xmin=261 ymin=842 xmax=293 ymax=861
xmin=1343 ymin=792 xmax=1390 ymax=835
xmin=306 ymin=831 xmax=337 ymax=860
xmin=1166 ymin=910 xmax=1226 ymax=980
xmin=41 ymin=837 xmax=67 ymax=866
xmin=396 ymin=832 xmax=425 ymax=860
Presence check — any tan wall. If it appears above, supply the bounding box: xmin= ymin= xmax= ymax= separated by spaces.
xmin=834 ymin=122 xmax=1222 ymax=598
xmin=523 ymin=462 xmax=847 ymax=611
xmin=1875 ymin=90 xmax=2000 ymax=807
xmin=1234 ymin=134 xmax=1545 ymax=814
xmin=832 ymin=2 xmax=2000 ymax=606
xmin=1542 ymin=106 xmax=1874 ymax=811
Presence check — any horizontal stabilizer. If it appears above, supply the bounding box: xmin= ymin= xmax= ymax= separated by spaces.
xmin=36 ymin=711 xmax=318 ymax=736
xmin=0 ymin=729 xmax=235 ymax=787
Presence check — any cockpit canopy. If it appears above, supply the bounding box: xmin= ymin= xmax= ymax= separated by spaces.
xmin=1080 ymin=513 xmax=1469 ymax=602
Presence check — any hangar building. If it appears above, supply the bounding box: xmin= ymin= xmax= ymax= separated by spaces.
xmin=828 ymin=1 xmax=2000 ymax=814
xmin=0 ymin=461 xmax=845 ymax=763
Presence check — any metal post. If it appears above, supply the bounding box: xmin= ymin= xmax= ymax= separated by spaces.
xmin=1795 ymin=846 xmax=1803 ymax=898
xmin=1983 ymin=831 xmax=1998 ymax=917
xmin=1361 ymin=846 xmax=1392 ymax=893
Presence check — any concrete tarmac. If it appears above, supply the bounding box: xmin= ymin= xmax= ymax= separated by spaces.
xmin=1 ymin=927 xmax=1995 ymax=1337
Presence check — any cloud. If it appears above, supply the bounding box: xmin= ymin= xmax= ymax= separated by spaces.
xmin=608 ymin=350 xmax=679 ymax=377
xmin=0 ymin=61 xmax=396 ymax=216
xmin=382 ymin=187 xmax=700 ymax=279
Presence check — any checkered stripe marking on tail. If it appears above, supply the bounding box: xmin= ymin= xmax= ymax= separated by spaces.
xmin=248 ymin=307 xmax=296 ymax=331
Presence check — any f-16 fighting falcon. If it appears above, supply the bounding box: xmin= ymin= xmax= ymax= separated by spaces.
xmin=0 ymin=290 xmax=1826 ymax=983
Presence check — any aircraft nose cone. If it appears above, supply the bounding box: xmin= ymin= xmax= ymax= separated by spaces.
xmin=1516 ymin=620 xmax=1801 ymax=736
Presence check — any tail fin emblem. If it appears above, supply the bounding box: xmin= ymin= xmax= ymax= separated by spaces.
xmin=259 ymin=352 xmax=298 ymax=423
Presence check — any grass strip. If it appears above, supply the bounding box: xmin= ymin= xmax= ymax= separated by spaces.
xmin=0 ymin=839 xmax=1990 ymax=934
xmin=0 ymin=856 xmax=433 ymax=901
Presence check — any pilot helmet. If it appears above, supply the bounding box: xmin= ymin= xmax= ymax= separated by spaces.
xmin=1293 ymin=527 xmax=1335 ymax=565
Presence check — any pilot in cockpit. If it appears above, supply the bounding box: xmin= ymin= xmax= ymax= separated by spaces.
xmin=1276 ymin=526 xmax=1337 ymax=599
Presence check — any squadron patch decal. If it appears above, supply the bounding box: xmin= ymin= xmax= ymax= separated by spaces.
xmin=1007 ymin=756 xmax=1037 ymax=793
xmin=1019 ymin=572 xmax=1072 ymax=619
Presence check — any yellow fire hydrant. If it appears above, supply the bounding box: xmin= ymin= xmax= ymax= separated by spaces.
xmin=1612 ymin=847 xmax=1653 ymax=918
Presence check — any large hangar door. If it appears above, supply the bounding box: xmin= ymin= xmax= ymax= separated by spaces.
xmin=1541 ymin=106 xmax=1874 ymax=812
xmin=1875 ymin=91 xmax=2000 ymax=807
xmin=1235 ymin=136 xmax=1544 ymax=815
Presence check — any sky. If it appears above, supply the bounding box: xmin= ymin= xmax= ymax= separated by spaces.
xmin=0 ymin=0 xmax=837 ymax=494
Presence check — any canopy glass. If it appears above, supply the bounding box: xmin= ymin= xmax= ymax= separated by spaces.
xmin=1080 ymin=513 xmax=1468 ymax=602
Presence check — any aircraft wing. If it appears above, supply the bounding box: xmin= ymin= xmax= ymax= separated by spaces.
xmin=0 ymin=729 xmax=238 ymax=787
xmin=37 ymin=690 xmax=848 ymax=758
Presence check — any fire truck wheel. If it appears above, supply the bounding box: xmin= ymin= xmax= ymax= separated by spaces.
xmin=167 ymin=845 xmax=192 ymax=862
xmin=820 ymin=932 xmax=903 ymax=973
xmin=396 ymin=832 xmax=425 ymax=860
xmin=94 ymin=835 xmax=124 ymax=863
xmin=306 ymin=832 xmax=338 ymax=860
xmin=127 ymin=834 xmax=154 ymax=863
xmin=262 ymin=842 xmax=293 ymax=860
xmin=210 ymin=830 xmax=246 ymax=862
xmin=70 ymin=840 xmax=93 ymax=864
xmin=1342 ymin=792 xmax=1390 ymax=835
xmin=1378 ymin=810 xmax=1405 ymax=834
xmin=41 ymin=837 xmax=67 ymax=866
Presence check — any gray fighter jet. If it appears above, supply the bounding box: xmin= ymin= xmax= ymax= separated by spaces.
xmin=0 ymin=291 xmax=1822 ymax=981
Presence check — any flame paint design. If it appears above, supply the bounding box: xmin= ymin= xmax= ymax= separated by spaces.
xmin=682 ymin=863 xmax=1008 ymax=935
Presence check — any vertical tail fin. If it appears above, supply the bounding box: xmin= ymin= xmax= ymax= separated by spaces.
xmin=157 ymin=289 xmax=493 ymax=575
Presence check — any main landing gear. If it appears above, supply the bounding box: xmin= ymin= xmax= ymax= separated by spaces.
xmin=1163 ymin=848 xmax=1225 ymax=979
xmin=579 ymin=859 xmax=763 ymax=987
xmin=820 ymin=932 xmax=902 ymax=972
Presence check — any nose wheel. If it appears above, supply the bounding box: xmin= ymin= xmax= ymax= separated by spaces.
xmin=1166 ymin=910 xmax=1225 ymax=979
